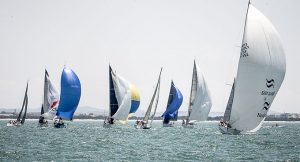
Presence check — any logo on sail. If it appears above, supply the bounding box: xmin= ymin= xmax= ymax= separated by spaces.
xmin=263 ymin=102 xmax=270 ymax=110
xmin=257 ymin=101 xmax=270 ymax=118
xmin=266 ymin=79 xmax=275 ymax=88
xmin=261 ymin=90 xmax=276 ymax=96
xmin=240 ymin=43 xmax=249 ymax=58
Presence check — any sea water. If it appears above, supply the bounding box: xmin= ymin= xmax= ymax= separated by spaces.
xmin=0 ymin=120 xmax=299 ymax=161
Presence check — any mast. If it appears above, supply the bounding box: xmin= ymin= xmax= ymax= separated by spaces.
xmin=143 ymin=68 xmax=162 ymax=123
xmin=187 ymin=60 xmax=198 ymax=122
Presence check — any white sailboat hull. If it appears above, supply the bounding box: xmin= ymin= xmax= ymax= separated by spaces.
xmin=218 ymin=125 xmax=241 ymax=135
xmin=182 ymin=123 xmax=195 ymax=128
xmin=6 ymin=122 xmax=22 ymax=127
xmin=134 ymin=123 xmax=151 ymax=129
xmin=163 ymin=122 xmax=175 ymax=127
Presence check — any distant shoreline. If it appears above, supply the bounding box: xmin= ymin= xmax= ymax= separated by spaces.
xmin=1 ymin=119 xmax=300 ymax=123
xmin=1 ymin=116 xmax=300 ymax=121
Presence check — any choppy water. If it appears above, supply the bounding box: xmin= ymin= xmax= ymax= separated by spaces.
xmin=0 ymin=120 xmax=299 ymax=162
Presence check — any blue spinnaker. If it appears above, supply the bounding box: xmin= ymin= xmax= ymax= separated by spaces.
xmin=56 ymin=67 xmax=81 ymax=120
xmin=161 ymin=81 xmax=183 ymax=120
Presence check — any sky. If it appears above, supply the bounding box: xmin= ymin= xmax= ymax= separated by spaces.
xmin=0 ymin=0 xmax=299 ymax=114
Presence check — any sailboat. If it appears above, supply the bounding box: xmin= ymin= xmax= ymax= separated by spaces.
xmin=219 ymin=1 xmax=286 ymax=134
xmin=39 ymin=69 xmax=60 ymax=125
xmin=161 ymin=81 xmax=183 ymax=127
xmin=135 ymin=68 xmax=162 ymax=129
xmin=54 ymin=67 xmax=81 ymax=128
xmin=182 ymin=61 xmax=212 ymax=127
xmin=103 ymin=65 xmax=140 ymax=126
xmin=7 ymin=82 xmax=28 ymax=127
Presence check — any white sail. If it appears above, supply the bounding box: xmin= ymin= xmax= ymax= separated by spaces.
xmin=188 ymin=62 xmax=212 ymax=121
xmin=229 ymin=4 xmax=286 ymax=132
xmin=42 ymin=71 xmax=60 ymax=119
xmin=144 ymin=68 xmax=162 ymax=124
xmin=111 ymin=71 xmax=132 ymax=121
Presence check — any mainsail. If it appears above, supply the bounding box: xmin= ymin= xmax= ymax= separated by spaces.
xmin=41 ymin=69 xmax=60 ymax=119
xmin=162 ymin=81 xmax=183 ymax=123
xmin=17 ymin=82 xmax=28 ymax=124
xmin=110 ymin=66 xmax=140 ymax=121
xmin=223 ymin=2 xmax=286 ymax=132
xmin=56 ymin=67 xmax=81 ymax=120
xmin=143 ymin=68 xmax=162 ymax=124
xmin=223 ymin=81 xmax=235 ymax=122
xmin=186 ymin=61 xmax=212 ymax=122
xmin=109 ymin=65 xmax=119 ymax=118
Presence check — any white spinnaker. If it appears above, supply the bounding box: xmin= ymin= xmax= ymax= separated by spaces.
xmin=230 ymin=4 xmax=286 ymax=132
xmin=42 ymin=75 xmax=60 ymax=119
xmin=189 ymin=63 xmax=212 ymax=121
xmin=111 ymin=71 xmax=132 ymax=121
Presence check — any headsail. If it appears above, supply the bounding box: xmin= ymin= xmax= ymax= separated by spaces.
xmin=41 ymin=69 xmax=60 ymax=119
xmin=187 ymin=61 xmax=212 ymax=122
xmin=162 ymin=81 xmax=183 ymax=123
xmin=226 ymin=3 xmax=286 ymax=132
xmin=56 ymin=67 xmax=81 ymax=120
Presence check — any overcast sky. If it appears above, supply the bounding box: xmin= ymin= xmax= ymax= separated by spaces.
xmin=0 ymin=0 xmax=299 ymax=114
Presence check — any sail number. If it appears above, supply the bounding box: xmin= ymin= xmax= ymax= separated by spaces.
xmin=240 ymin=43 xmax=249 ymax=58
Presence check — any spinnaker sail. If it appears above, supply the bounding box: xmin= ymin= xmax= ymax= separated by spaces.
xmin=56 ymin=67 xmax=81 ymax=120
xmin=105 ymin=65 xmax=140 ymax=124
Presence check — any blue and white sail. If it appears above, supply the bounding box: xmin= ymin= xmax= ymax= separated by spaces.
xmin=220 ymin=2 xmax=286 ymax=134
xmin=162 ymin=81 xmax=183 ymax=124
xmin=56 ymin=67 xmax=81 ymax=120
